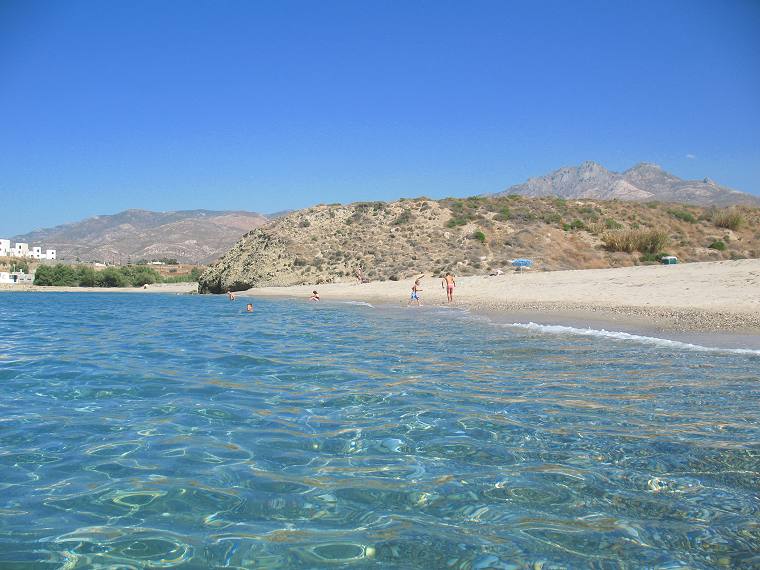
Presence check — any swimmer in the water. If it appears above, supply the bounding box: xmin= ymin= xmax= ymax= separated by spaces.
xmin=246 ymin=303 xmax=253 ymax=312
xmin=228 ymin=291 xmax=236 ymax=301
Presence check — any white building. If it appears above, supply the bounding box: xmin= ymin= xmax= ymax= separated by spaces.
xmin=0 ymin=271 xmax=33 ymax=285
xmin=0 ymin=239 xmax=56 ymax=259
xmin=14 ymin=243 xmax=28 ymax=257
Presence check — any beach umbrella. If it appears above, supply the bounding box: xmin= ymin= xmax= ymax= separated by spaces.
xmin=511 ymin=259 xmax=533 ymax=267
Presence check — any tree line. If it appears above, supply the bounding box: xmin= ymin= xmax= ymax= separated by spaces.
xmin=33 ymin=264 xmax=202 ymax=287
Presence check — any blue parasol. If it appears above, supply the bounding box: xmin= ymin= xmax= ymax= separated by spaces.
xmin=511 ymin=258 xmax=533 ymax=267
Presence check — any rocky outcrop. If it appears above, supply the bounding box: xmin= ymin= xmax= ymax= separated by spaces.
xmin=197 ymin=228 xmax=297 ymax=293
xmin=497 ymin=161 xmax=760 ymax=206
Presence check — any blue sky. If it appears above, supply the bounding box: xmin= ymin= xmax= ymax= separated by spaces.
xmin=1 ymin=0 xmax=759 ymax=235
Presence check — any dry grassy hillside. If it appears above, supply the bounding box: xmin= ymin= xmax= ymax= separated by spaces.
xmin=199 ymin=196 xmax=760 ymax=293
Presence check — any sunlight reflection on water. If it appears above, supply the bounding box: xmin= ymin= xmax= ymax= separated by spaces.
xmin=0 ymin=292 xmax=758 ymax=568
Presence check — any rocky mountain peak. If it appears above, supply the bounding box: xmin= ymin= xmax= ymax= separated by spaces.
xmin=497 ymin=161 xmax=759 ymax=206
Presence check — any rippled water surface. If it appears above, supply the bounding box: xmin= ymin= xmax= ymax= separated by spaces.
xmin=1 ymin=293 xmax=759 ymax=569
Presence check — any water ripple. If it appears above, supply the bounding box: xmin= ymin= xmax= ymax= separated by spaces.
xmin=0 ymin=292 xmax=758 ymax=568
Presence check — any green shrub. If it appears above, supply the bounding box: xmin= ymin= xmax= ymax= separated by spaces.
xmin=393 ymin=209 xmax=413 ymax=225
xmin=95 ymin=267 xmax=131 ymax=287
xmin=126 ymin=266 xmax=161 ymax=287
xmin=494 ymin=206 xmax=511 ymax=222
xmin=473 ymin=230 xmax=486 ymax=243
xmin=33 ymin=265 xmax=55 ymax=286
xmin=299 ymin=219 xmax=311 ymax=227
xmin=604 ymin=218 xmax=623 ymax=230
xmin=667 ymin=209 xmax=696 ymax=223
xmin=446 ymin=217 xmax=468 ymax=228
xmin=708 ymin=240 xmax=726 ymax=251
xmin=542 ymin=212 xmax=562 ymax=224
xmin=711 ymin=208 xmax=744 ymax=230
xmin=563 ymin=219 xmax=585 ymax=231
xmin=76 ymin=266 xmax=98 ymax=287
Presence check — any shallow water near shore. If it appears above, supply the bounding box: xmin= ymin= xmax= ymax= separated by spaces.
xmin=1 ymin=293 xmax=759 ymax=568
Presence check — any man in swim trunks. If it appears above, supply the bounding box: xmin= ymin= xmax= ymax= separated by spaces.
xmin=409 ymin=277 xmax=423 ymax=306
xmin=442 ymin=272 xmax=455 ymax=303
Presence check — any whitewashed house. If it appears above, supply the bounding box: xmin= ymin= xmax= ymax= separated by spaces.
xmin=0 ymin=239 xmax=10 ymax=256
xmin=0 ymin=271 xmax=33 ymax=284
xmin=46 ymin=249 xmax=57 ymax=260
xmin=14 ymin=243 xmax=29 ymax=257
xmin=12 ymin=271 xmax=33 ymax=284
xmin=31 ymin=246 xmax=42 ymax=259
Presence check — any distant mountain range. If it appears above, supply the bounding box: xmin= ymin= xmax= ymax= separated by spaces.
xmin=496 ymin=161 xmax=760 ymax=206
xmin=12 ymin=209 xmax=269 ymax=264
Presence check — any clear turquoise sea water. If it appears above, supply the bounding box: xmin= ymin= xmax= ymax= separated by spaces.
xmin=1 ymin=293 xmax=758 ymax=569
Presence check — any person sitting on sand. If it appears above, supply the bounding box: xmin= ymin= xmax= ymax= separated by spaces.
xmin=442 ymin=272 xmax=456 ymax=303
xmin=309 ymin=290 xmax=320 ymax=301
xmin=246 ymin=303 xmax=253 ymax=312
xmin=409 ymin=277 xmax=423 ymax=306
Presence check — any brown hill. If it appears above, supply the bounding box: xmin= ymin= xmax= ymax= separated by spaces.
xmin=198 ymin=196 xmax=760 ymax=293
xmin=496 ymin=161 xmax=760 ymax=206
xmin=12 ymin=209 xmax=269 ymax=264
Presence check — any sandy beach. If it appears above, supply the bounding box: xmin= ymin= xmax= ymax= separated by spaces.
xmin=240 ymin=259 xmax=760 ymax=335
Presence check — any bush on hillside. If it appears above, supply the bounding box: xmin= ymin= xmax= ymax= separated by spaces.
xmin=393 ymin=209 xmax=413 ymax=225
xmin=602 ymin=229 xmax=669 ymax=254
xmin=604 ymin=218 xmax=623 ymax=230
xmin=708 ymin=240 xmax=726 ymax=251
xmin=473 ymin=230 xmax=486 ymax=243
xmin=563 ymin=219 xmax=585 ymax=231
xmin=667 ymin=209 xmax=696 ymax=223
xmin=711 ymin=208 xmax=744 ymax=230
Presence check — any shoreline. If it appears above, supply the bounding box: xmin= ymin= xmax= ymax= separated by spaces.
xmin=237 ymin=259 xmax=760 ymax=339
xmin=3 ymin=260 xmax=759 ymax=344
xmin=0 ymin=283 xmax=199 ymax=294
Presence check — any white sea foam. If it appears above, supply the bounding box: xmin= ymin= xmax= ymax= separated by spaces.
xmin=341 ymin=301 xmax=375 ymax=308
xmin=505 ymin=322 xmax=760 ymax=355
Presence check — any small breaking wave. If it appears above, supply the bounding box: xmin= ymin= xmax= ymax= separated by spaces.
xmin=341 ymin=301 xmax=375 ymax=308
xmin=506 ymin=322 xmax=760 ymax=355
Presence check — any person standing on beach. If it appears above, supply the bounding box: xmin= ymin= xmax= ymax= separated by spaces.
xmin=442 ymin=272 xmax=455 ymax=303
xmin=409 ymin=276 xmax=423 ymax=306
